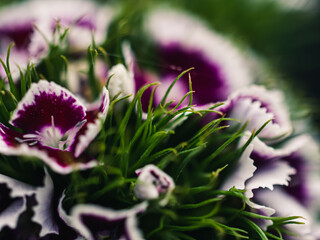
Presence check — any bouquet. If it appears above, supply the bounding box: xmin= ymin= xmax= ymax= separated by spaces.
xmin=0 ymin=0 xmax=319 ymax=239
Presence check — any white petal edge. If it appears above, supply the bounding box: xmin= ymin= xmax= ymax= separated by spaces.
xmin=74 ymin=87 xmax=110 ymax=158
xmin=32 ymin=170 xmax=59 ymax=237
xmin=255 ymin=187 xmax=313 ymax=236
xmin=0 ymin=135 xmax=98 ymax=174
xmin=0 ymin=174 xmax=36 ymax=198
xmin=68 ymin=202 xmax=148 ymax=240
xmin=245 ymin=160 xmax=296 ymax=200
xmin=238 ymin=132 xmax=308 ymax=160
xmin=0 ymin=198 xmax=26 ymax=231
xmin=220 ymin=144 xmax=256 ymax=191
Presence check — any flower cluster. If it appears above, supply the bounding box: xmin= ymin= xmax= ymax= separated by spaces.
xmin=0 ymin=1 xmax=319 ymax=239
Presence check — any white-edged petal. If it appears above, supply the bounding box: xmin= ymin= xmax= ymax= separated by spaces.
xmin=221 ymin=144 xmax=256 ymax=191
xmin=74 ymin=87 xmax=110 ymax=157
xmin=245 ymin=161 xmax=296 ymax=199
xmin=238 ymin=132 xmax=308 ymax=161
xmin=145 ymin=7 xmax=253 ymax=93
xmin=255 ymin=187 xmax=313 ymax=236
xmin=0 ymin=132 xmax=98 ymax=174
xmin=32 ymin=170 xmax=59 ymax=237
xmin=69 ymin=202 xmax=148 ymax=240
xmin=0 ymin=198 xmax=26 ymax=231
xmin=0 ymin=174 xmax=36 ymax=198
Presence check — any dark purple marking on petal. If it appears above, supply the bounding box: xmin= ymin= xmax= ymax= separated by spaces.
xmin=159 ymin=43 xmax=228 ymax=105
xmin=75 ymin=16 xmax=97 ymax=31
xmin=51 ymin=15 xmax=97 ymax=32
xmin=11 ymin=81 xmax=86 ymax=134
xmin=69 ymin=203 xmax=147 ymax=240
xmin=133 ymin=66 xmax=154 ymax=112
xmin=0 ymin=123 xmax=25 ymax=147
xmin=0 ymin=22 xmax=34 ymax=49
xmin=284 ymin=153 xmax=310 ymax=206
xmin=80 ymin=214 xmax=126 ymax=239
xmin=36 ymin=145 xmax=96 ymax=170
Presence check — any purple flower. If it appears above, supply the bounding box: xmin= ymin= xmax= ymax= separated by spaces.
xmin=0 ymin=0 xmax=113 ymax=81
xmin=223 ymin=130 xmax=320 ymax=238
xmin=135 ymin=8 xmax=253 ymax=108
xmin=0 ymin=80 xmax=109 ymax=174
xmin=217 ymin=85 xmax=320 ymax=236
xmin=134 ymin=164 xmax=175 ymax=206
xmin=59 ymin=201 xmax=148 ymax=240
xmin=31 ymin=0 xmax=114 ymax=53
xmin=253 ymin=135 xmax=320 ymax=238
xmin=0 ymin=2 xmax=39 ymax=80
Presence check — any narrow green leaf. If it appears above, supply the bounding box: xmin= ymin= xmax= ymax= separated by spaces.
xmin=241 ymin=217 xmax=268 ymax=240
xmin=160 ymin=67 xmax=194 ymax=106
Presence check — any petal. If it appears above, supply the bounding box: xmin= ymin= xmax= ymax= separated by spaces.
xmin=134 ymin=164 xmax=175 ymax=206
xmin=68 ymin=202 xmax=148 ymax=240
xmin=11 ymin=80 xmax=86 ymax=134
xmin=284 ymin=135 xmax=320 ymax=206
xmin=107 ymin=64 xmax=135 ymax=101
xmin=31 ymin=0 xmax=114 ymax=51
xmin=153 ymin=75 xmax=190 ymax=107
xmin=0 ymin=123 xmax=98 ymax=174
xmin=0 ymin=174 xmax=33 ymax=231
xmin=255 ymin=187 xmax=313 ymax=236
xmin=0 ymin=173 xmax=36 ymax=198
xmin=0 ymin=198 xmax=26 ymax=231
xmin=238 ymin=131 xmax=307 ymax=161
xmin=221 ymin=144 xmax=256 ymax=191
xmin=245 ymin=161 xmax=296 ymax=200
xmin=72 ymin=87 xmax=110 ymax=158
xmin=32 ymin=170 xmax=59 ymax=237
xmin=218 ymin=85 xmax=292 ymax=140
xmin=144 ymin=8 xmax=253 ymax=105
xmin=0 ymin=1 xmax=38 ymax=80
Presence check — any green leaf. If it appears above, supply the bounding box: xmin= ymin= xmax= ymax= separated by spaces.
xmin=160 ymin=68 xmax=194 ymax=106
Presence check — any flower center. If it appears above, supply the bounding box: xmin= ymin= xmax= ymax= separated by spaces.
xmin=15 ymin=116 xmax=86 ymax=150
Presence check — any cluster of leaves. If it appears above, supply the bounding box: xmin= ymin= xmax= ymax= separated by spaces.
xmin=0 ymin=20 xmax=303 ymax=240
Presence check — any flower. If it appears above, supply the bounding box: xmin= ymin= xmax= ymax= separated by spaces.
xmin=134 ymin=8 xmax=253 ymax=108
xmin=219 ymin=85 xmax=300 ymax=227
xmin=0 ymin=1 xmax=38 ymax=80
xmin=0 ymin=80 xmax=109 ymax=174
xmin=0 ymin=0 xmax=113 ymax=81
xmin=134 ymin=164 xmax=175 ymax=206
xmin=253 ymin=135 xmax=320 ymax=239
xmin=60 ymin=201 xmax=148 ymax=240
